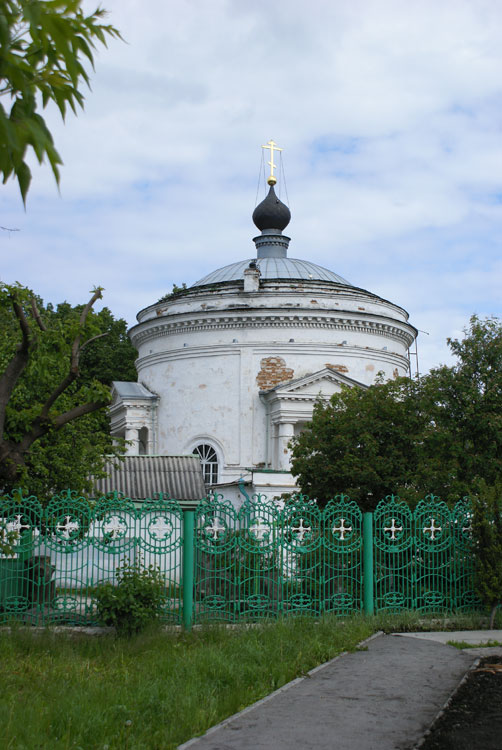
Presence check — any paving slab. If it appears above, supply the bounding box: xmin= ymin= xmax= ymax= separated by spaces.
xmin=178 ymin=632 xmax=476 ymax=750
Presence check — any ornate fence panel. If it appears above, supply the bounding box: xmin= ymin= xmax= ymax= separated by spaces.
xmin=322 ymin=495 xmax=363 ymax=615
xmin=374 ymin=495 xmax=478 ymax=614
xmin=414 ymin=495 xmax=455 ymax=612
xmin=0 ymin=490 xmax=183 ymax=626
xmin=374 ymin=495 xmax=414 ymax=612
xmin=452 ymin=498 xmax=479 ymax=611
xmin=192 ymin=494 xmax=364 ymax=623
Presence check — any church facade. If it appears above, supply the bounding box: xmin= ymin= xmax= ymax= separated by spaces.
xmin=110 ymin=163 xmax=417 ymax=503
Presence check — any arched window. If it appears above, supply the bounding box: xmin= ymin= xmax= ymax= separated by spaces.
xmin=194 ymin=444 xmax=219 ymax=485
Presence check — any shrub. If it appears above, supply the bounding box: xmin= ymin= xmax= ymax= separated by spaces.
xmin=94 ymin=559 xmax=166 ymax=636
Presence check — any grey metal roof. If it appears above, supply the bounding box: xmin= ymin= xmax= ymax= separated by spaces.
xmin=93 ymin=455 xmax=206 ymax=504
xmin=112 ymin=382 xmax=157 ymax=399
xmin=192 ymin=257 xmax=352 ymax=287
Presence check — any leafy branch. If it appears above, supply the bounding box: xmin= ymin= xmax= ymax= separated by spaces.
xmin=0 ymin=1 xmax=121 ymax=202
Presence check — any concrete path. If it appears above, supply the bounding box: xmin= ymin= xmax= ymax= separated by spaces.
xmin=178 ymin=631 xmax=502 ymax=750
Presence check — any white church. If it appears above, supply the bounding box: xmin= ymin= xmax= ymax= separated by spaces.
xmin=109 ymin=144 xmax=417 ymax=504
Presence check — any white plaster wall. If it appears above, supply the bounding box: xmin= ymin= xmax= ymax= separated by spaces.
xmin=130 ymin=277 xmax=416 ymax=483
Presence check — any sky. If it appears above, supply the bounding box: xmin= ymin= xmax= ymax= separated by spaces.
xmin=1 ymin=0 xmax=501 ymax=374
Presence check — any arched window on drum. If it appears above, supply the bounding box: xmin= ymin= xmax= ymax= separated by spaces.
xmin=194 ymin=444 xmax=219 ymax=485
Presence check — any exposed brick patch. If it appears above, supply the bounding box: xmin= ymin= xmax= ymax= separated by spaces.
xmin=256 ymin=357 xmax=294 ymax=390
xmin=325 ymin=363 xmax=349 ymax=373
xmin=393 ymin=368 xmax=399 ymax=378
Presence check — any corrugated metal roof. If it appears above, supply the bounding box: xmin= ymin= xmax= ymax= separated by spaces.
xmin=193 ymin=257 xmax=352 ymax=287
xmin=93 ymin=455 xmax=206 ymax=504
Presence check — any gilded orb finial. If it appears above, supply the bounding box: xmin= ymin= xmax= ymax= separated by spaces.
xmin=262 ymin=139 xmax=282 ymax=186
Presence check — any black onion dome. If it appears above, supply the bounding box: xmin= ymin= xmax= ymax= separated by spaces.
xmin=252 ymin=186 xmax=291 ymax=231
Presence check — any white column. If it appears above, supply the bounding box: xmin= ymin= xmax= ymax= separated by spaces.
xmin=276 ymin=422 xmax=295 ymax=471
xmin=124 ymin=426 xmax=140 ymax=456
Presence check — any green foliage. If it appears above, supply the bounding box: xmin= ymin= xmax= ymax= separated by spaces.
xmin=290 ymin=377 xmax=426 ymax=510
xmin=158 ymin=282 xmax=188 ymax=303
xmin=419 ymin=316 xmax=502 ymax=497
xmin=94 ymin=559 xmax=166 ymax=637
xmin=0 ymin=0 xmax=120 ymax=202
xmin=0 ymin=283 xmax=137 ymax=500
xmin=290 ymin=316 xmax=502 ymax=509
xmin=471 ymin=481 xmax=502 ymax=623
xmin=78 ymin=306 xmax=138 ymax=386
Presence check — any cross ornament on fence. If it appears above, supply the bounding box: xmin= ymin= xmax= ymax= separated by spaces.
xmin=291 ymin=518 xmax=312 ymax=542
xmin=5 ymin=514 xmax=30 ymax=536
xmin=383 ymin=518 xmax=404 ymax=540
xmin=103 ymin=515 xmax=127 ymax=539
xmin=249 ymin=517 xmax=271 ymax=542
xmin=462 ymin=519 xmax=472 ymax=535
xmin=149 ymin=516 xmax=173 ymax=539
xmin=423 ymin=518 xmax=442 ymax=540
xmin=332 ymin=518 xmax=353 ymax=540
xmin=204 ymin=517 xmax=227 ymax=540
xmin=55 ymin=515 xmax=80 ymax=540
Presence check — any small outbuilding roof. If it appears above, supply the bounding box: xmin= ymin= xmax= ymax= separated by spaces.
xmin=93 ymin=455 xmax=206 ymax=506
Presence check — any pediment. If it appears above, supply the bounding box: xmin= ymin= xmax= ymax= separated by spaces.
xmin=262 ymin=367 xmax=365 ymax=400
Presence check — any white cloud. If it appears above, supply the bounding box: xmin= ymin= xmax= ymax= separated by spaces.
xmin=1 ymin=0 xmax=502 ymax=373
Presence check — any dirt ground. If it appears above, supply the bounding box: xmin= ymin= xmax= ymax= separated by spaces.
xmin=420 ymin=656 xmax=502 ymax=750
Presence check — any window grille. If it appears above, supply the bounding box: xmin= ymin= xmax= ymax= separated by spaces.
xmin=194 ymin=444 xmax=219 ymax=485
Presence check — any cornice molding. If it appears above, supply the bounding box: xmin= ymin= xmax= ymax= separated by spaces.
xmin=131 ymin=313 xmax=415 ymax=348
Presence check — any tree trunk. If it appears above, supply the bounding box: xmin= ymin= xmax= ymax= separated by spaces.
xmin=489 ymin=603 xmax=500 ymax=629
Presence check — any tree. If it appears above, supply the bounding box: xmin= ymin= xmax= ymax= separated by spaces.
xmin=471 ymin=481 xmax=502 ymax=629
xmin=290 ymin=377 xmax=427 ymax=510
xmin=419 ymin=316 xmax=502 ymax=497
xmin=290 ymin=316 xmax=502 ymax=509
xmin=0 ymin=0 xmax=120 ymax=202
xmin=0 ymin=282 xmax=137 ymax=499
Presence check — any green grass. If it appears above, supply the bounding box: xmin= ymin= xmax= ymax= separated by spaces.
xmin=447 ymin=639 xmax=502 ymax=649
xmin=1 ymin=610 xmax=501 ymax=750
xmin=0 ymin=616 xmax=373 ymax=750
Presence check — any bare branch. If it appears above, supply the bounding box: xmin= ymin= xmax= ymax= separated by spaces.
xmin=79 ymin=331 xmax=108 ymax=352
xmin=37 ymin=288 xmax=105 ymax=419
xmin=30 ymin=297 xmax=47 ymax=331
xmin=39 ymin=372 xmax=76 ymax=420
xmin=79 ymin=288 xmax=104 ymax=328
xmin=53 ymin=400 xmax=108 ymax=429
xmin=69 ymin=287 xmax=104 ymax=370
xmin=11 ymin=297 xmax=31 ymax=341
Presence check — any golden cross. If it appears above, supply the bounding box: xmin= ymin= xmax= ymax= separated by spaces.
xmin=262 ymin=139 xmax=283 ymax=185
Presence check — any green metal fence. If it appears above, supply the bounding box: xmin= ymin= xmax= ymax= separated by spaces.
xmin=0 ymin=489 xmax=183 ymax=626
xmin=0 ymin=490 xmax=479 ymax=628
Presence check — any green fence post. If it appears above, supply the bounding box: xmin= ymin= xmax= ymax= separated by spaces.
xmin=363 ymin=512 xmax=374 ymax=615
xmin=183 ymin=510 xmax=195 ymax=631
